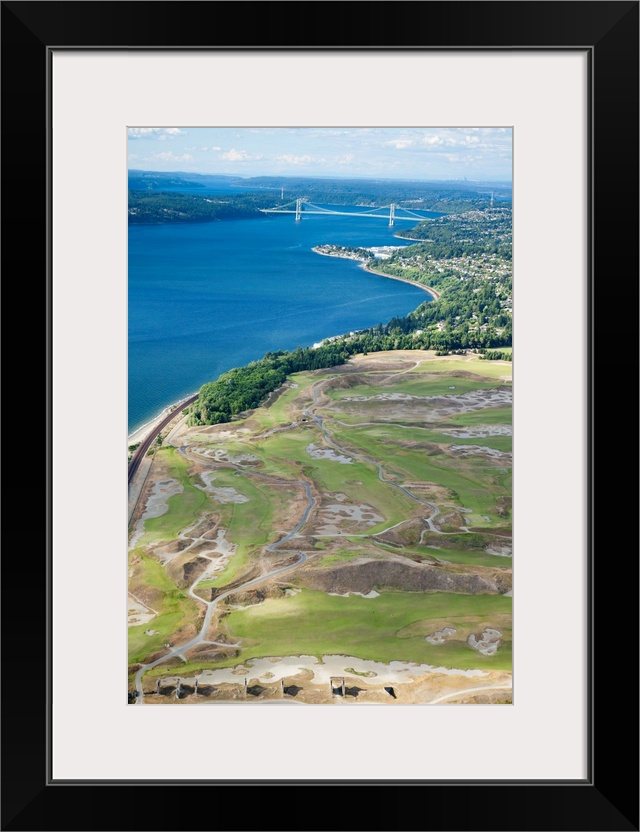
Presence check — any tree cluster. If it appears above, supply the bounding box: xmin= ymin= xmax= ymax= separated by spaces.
xmin=187 ymin=343 xmax=351 ymax=425
xmin=188 ymin=206 xmax=513 ymax=425
xmin=128 ymin=191 xmax=278 ymax=224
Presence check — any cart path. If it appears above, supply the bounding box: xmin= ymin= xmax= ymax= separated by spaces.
xmin=304 ymin=379 xmax=469 ymax=535
xmin=428 ymin=684 xmax=512 ymax=704
xmin=134 ymin=472 xmax=316 ymax=703
xmin=132 ymin=369 xmax=508 ymax=699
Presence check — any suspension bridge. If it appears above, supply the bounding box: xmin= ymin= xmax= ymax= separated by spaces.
xmin=259 ymin=199 xmax=430 ymax=226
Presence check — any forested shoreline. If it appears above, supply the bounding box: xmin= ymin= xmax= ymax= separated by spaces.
xmin=186 ymin=206 xmax=512 ymax=426
xmin=128 ymin=172 xmax=511 ymax=224
xmin=128 ymin=191 xmax=275 ymax=224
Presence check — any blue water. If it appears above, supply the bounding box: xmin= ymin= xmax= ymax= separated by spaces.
xmin=128 ymin=209 xmax=438 ymax=433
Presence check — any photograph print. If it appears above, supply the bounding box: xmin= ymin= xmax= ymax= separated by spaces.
xmin=127 ymin=126 xmax=513 ymax=705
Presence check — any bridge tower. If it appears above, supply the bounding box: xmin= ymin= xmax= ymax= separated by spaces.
xmin=389 ymin=203 xmax=395 ymax=227
xmin=295 ymin=198 xmax=302 ymax=221
xmin=490 ymin=192 xmax=494 ymax=208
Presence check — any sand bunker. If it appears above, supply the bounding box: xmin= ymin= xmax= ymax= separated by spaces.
xmin=194 ymin=654 xmax=488 ymax=687
xmin=315 ymin=503 xmax=383 ymax=534
xmin=443 ymin=425 xmax=512 ymax=438
xmin=197 ymin=472 xmax=249 ymax=503
xmin=468 ymin=628 xmax=503 ymax=656
xmin=485 ymin=545 xmax=512 ymax=557
xmin=436 ymin=387 xmax=512 ymax=412
xmin=331 ymin=387 xmax=512 ymax=423
xmin=425 ymin=627 xmax=457 ymax=645
xmin=129 ymin=478 xmax=183 ymax=547
xmin=449 ymin=444 xmax=512 ymax=461
xmin=192 ymin=530 xmax=237 ymax=582
xmin=306 ymin=443 xmax=352 ymax=464
xmin=343 ymin=392 xmax=417 ymax=402
xmin=203 ymin=428 xmax=250 ymax=440
xmin=128 ymin=594 xmax=156 ymax=627
xmin=192 ymin=447 xmax=259 ymax=464
xmin=328 ymin=590 xmax=380 ymax=599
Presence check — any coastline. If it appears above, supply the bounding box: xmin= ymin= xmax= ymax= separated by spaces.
xmin=311 ymin=245 xmax=440 ymax=301
xmin=129 ymin=252 xmax=438 ymax=453
xmin=128 ymin=393 xmax=197 ymax=448
xmin=359 ymin=262 xmax=440 ymax=301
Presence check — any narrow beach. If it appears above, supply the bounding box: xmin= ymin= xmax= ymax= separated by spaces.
xmin=311 ymin=245 xmax=440 ymax=300
xmin=359 ymin=261 xmax=440 ymax=300
xmin=129 ymin=251 xmax=438 ymax=454
xmin=128 ymin=394 xmax=197 ymax=448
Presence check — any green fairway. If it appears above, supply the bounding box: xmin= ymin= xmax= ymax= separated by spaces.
xmin=327 ymin=376 xmax=504 ymax=401
xmin=448 ymin=406 xmax=512 ymax=426
xmin=190 ymin=435 xmax=304 ymax=482
xmin=328 ymin=424 xmax=509 ymax=525
xmin=331 ymin=422 xmax=512 ymax=456
xmin=416 ymin=545 xmax=512 ymax=569
xmin=249 ymin=377 xmax=312 ymax=429
xmin=316 ymin=548 xmax=386 ymax=566
xmin=195 ymin=469 xmax=298 ymax=589
xmin=138 ymin=448 xmax=209 ymax=545
xmin=256 ymin=430 xmax=417 ymax=530
xmin=223 ymin=588 xmax=512 ymax=671
xmin=128 ymin=552 xmax=199 ymax=665
xmin=131 ymin=347 xmax=512 ymax=691
xmin=409 ymin=358 xmax=512 ymax=378
xmin=143 ymin=661 xmax=219 ymax=679
xmin=257 ymin=385 xmax=301 ymax=427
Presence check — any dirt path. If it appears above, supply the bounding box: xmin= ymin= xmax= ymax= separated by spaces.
xmin=305 ymin=379 xmax=469 ymax=537
xmin=134 ymin=466 xmax=317 ymax=703
xmin=428 ymin=684 xmax=512 ymax=704
xmin=134 ymin=548 xmax=310 ymax=703
xmin=133 ymin=363 xmax=506 ymax=699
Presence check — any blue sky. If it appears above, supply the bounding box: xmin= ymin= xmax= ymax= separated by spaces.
xmin=128 ymin=127 xmax=512 ymax=182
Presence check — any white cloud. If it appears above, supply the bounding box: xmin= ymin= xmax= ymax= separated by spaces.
xmin=385 ymin=139 xmax=414 ymax=149
xmin=445 ymin=153 xmax=477 ymax=164
xmin=128 ymin=127 xmax=187 ymax=140
xmin=421 ymin=134 xmax=485 ymax=148
xmin=276 ymin=154 xmax=314 ymax=165
xmin=336 ymin=153 xmax=355 ymax=165
xmin=219 ymin=149 xmax=263 ymax=162
xmin=151 ymin=151 xmax=195 ymax=163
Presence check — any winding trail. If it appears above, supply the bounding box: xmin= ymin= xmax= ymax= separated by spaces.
xmin=304 ymin=379 xmax=468 ymax=536
xmin=128 ymin=592 xmax=158 ymax=617
xmin=134 ymin=550 xmax=310 ymax=703
xmin=133 ymin=465 xmax=316 ymax=703
xmin=428 ymin=684 xmax=512 ymax=704
xmin=133 ymin=371 xmax=505 ymax=699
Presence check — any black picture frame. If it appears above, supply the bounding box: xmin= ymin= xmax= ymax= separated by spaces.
xmin=2 ymin=2 xmax=638 ymax=830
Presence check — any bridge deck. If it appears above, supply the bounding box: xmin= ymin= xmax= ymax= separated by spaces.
xmin=260 ymin=209 xmax=423 ymax=219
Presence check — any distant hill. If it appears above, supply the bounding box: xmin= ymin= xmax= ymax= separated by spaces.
xmin=127 ymin=171 xmax=512 ymax=223
xmin=128 ymin=191 xmax=274 ymax=224
xmin=239 ymin=175 xmax=512 ymax=213
xmin=128 ymin=170 xmax=243 ymax=191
